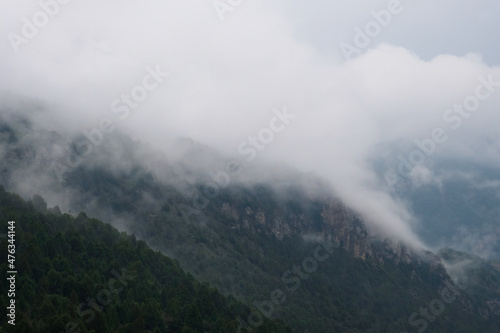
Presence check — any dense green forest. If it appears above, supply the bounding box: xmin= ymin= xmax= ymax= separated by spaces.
xmin=2 ymin=185 xmax=500 ymax=332
xmin=60 ymin=167 xmax=500 ymax=332
xmin=0 ymin=186 xmax=291 ymax=332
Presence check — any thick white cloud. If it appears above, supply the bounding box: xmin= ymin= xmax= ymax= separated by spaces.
xmin=1 ymin=0 xmax=499 ymax=250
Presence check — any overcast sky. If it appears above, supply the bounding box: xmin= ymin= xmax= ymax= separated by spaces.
xmin=1 ymin=0 xmax=499 ymax=249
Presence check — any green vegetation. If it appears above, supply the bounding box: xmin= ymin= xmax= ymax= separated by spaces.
xmin=62 ymin=165 xmax=500 ymax=332
xmin=0 ymin=186 xmax=291 ymax=332
xmin=2 ymin=115 xmax=500 ymax=332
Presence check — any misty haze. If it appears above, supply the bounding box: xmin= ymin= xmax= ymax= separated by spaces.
xmin=1 ymin=1 xmax=500 ymax=332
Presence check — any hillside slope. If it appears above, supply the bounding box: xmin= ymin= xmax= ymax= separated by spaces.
xmin=1 ymin=112 xmax=500 ymax=332
xmin=0 ymin=187 xmax=291 ymax=332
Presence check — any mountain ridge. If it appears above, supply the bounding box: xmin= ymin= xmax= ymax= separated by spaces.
xmin=2 ymin=110 xmax=500 ymax=331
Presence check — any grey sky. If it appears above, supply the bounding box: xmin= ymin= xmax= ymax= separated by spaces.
xmin=273 ymin=0 xmax=500 ymax=65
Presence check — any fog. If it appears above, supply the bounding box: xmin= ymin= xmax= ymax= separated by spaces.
xmin=1 ymin=0 xmax=500 ymax=251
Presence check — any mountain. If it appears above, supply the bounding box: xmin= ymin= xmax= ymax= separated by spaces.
xmin=0 ymin=187 xmax=292 ymax=332
xmin=1 ymin=110 xmax=500 ymax=332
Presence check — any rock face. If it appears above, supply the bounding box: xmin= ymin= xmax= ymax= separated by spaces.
xmin=216 ymin=188 xmax=420 ymax=264
xmin=214 ymin=187 xmax=500 ymax=322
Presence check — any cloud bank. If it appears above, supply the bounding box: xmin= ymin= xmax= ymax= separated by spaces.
xmin=1 ymin=0 xmax=500 ymax=250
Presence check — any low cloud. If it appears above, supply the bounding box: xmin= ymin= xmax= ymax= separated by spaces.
xmin=1 ymin=0 xmax=499 ymax=251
